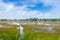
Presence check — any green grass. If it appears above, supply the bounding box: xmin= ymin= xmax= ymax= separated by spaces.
xmin=24 ymin=30 xmax=59 ymax=40
xmin=0 ymin=28 xmax=20 ymax=40
xmin=23 ymin=24 xmax=60 ymax=40
xmin=0 ymin=23 xmax=60 ymax=40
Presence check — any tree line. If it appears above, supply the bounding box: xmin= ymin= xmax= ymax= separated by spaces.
xmin=0 ymin=18 xmax=60 ymax=22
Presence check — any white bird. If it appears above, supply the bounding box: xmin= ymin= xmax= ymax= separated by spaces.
xmin=15 ymin=23 xmax=24 ymax=36
xmin=8 ymin=22 xmax=24 ymax=37
xmin=19 ymin=26 xmax=24 ymax=36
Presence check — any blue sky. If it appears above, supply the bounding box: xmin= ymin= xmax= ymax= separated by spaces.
xmin=0 ymin=0 xmax=60 ymax=19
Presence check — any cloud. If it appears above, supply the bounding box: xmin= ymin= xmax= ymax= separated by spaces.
xmin=27 ymin=3 xmax=53 ymax=12
xmin=6 ymin=4 xmax=14 ymax=11
xmin=0 ymin=0 xmax=60 ymax=19
xmin=1 ymin=0 xmax=54 ymax=12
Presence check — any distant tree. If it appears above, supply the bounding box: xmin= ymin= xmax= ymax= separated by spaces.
xmin=51 ymin=19 xmax=57 ymax=22
xmin=0 ymin=19 xmax=7 ymax=21
xmin=29 ymin=18 xmax=38 ymax=22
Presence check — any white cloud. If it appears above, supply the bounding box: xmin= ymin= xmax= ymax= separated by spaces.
xmin=0 ymin=0 xmax=60 ymax=19
xmin=6 ymin=4 xmax=14 ymax=11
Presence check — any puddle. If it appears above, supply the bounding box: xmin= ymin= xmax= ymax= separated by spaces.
xmin=46 ymin=26 xmax=56 ymax=33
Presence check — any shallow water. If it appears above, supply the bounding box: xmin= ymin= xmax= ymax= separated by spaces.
xmin=33 ymin=26 xmax=56 ymax=33
xmin=46 ymin=27 xmax=56 ymax=33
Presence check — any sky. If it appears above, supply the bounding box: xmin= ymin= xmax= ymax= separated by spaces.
xmin=0 ymin=0 xmax=60 ymax=19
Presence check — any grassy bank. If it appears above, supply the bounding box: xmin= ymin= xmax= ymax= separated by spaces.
xmin=0 ymin=24 xmax=60 ymax=40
